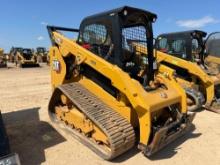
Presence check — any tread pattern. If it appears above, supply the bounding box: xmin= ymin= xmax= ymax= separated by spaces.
xmin=49 ymin=82 xmax=136 ymax=160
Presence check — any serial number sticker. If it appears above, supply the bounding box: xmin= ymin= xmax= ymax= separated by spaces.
xmin=52 ymin=60 xmax=60 ymax=72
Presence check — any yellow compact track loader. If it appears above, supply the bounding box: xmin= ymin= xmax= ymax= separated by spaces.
xmin=155 ymin=30 xmax=220 ymax=113
xmin=15 ymin=48 xmax=39 ymax=67
xmin=35 ymin=47 xmax=48 ymax=63
xmin=47 ymin=6 xmax=195 ymax=160
xmin=0 ymin=48 xmax=7 ymax=68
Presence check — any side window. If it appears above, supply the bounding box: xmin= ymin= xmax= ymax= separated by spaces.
xmin=158 ymin=38 xmax=168 ymax=52
xmin=80 ymin=23 xmax=114 ymax=61
xmin=192 ymin=39 xmax=199 ymax=51
xmin=172 ymin=40 xmax=184 ymax=52
xmin=171 ymin=39 xmax=187 ymax=59
xmin=82 ymin=24 xmax=107 ymax=45
xmin=122 ymin=26 xmax=147 ymax=53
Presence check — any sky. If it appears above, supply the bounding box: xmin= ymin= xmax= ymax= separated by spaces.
xmin=0 ymin=0 xmax=220 ymax=52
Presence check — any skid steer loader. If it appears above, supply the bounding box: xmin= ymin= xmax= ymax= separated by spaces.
xmin=15 ymin=48 xmax=40 ymax=67
xmin=47 ymin=6 xmax=195 ymax=160
xmin=35 ymin=47 xmax=48 ymax=63
xmin=155 ymin=30 xmax=220 ymax=113
xmin=0 ymin=48 xmax=7 ymax=68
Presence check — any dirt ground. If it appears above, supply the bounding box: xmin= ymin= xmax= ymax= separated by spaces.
xmin=0 ymin=63 xmax=220 ymax=165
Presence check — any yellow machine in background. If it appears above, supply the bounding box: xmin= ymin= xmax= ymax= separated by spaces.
xmin=47 ymin=6 xmax=195 ymax=160
xmin=0 ymin=48 xmax=7 ymax=68
xmin=35 ymin=47 xmax=49 ymax=63
xmin=15 ymin=48 xmax=39 ymax=67
xmin=8 ymin=47 xmax=23 ymax=63
xmin=155 ymin=30 xmax=220 ymax=113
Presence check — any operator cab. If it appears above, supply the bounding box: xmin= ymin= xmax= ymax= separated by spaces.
xmin=156 ymin=30 xmax=207 ymax=63
xmin=36 ymin=47 xmax=47 ymax=54
xmin=78 ymin=6 xmax=157 ymax=85
xmin=22 ymin=48 xmax=33 ymax=60
xmin=10 ymin=47 xmax=23 ymax=56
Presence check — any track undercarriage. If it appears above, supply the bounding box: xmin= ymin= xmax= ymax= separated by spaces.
xmin=49 ymin=82 xmax=136 ymax=160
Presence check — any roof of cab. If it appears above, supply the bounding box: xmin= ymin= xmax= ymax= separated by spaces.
xmin=158 ymin=30 xmax=207 ymax=38
xmin=81 ymin=6 xmax=157 ymax=24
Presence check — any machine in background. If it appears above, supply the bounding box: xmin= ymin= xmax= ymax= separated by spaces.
xmin=15 ymin=48 xmax=40 ymax=67
xmin=0 ymin=48 xmax=7 ymax=68
xmin=8 ymin=47 xmax=23 ymax=63
xmin=155 ymin=30 xmax=220 ymax=113
xmin=35 ymin=47 xmax=49 ymax=63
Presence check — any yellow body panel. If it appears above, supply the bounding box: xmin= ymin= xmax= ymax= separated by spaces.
xmin=0 ymin=48 xmax=3 ymax=55
xmin=206 ymin=55 xmax=220 ymax=78
xmin=206 ymin=55 xmax=220 ymax=64
xmin=50 ymin=47 xmax=67 ymax=89
xmin=205 ymin=55 xmax=220 ymax=86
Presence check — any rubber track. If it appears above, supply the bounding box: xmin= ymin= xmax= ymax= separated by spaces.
xmin=49 ymin=82 xmax=136 ymax=160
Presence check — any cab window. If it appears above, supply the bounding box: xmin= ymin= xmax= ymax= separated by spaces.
xmin=82 ymin=24 xmax=107 ymax=45
xmin=157 ymin=38 xmax=168 ymax=52
xmin=170 ymin=39 xmax=187 ymax=59
xmin=80 ymin=23 xmax=114 ymax=62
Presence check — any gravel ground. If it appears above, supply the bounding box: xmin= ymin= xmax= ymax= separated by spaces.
xmin=0 ymin=63 xmax=220 ymax=165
